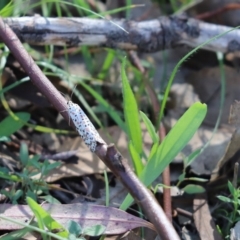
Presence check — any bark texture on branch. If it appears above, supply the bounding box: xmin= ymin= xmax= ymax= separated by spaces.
xmin=3 ymin=15 xmax=240 ymax=53
xmin=0 ymin=18 xmax=181 ymax=240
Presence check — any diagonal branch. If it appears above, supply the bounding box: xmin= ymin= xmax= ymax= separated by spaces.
xmin=0 ymin=18 xmax=180 ymax=240
xmin=3 ymin=15 xmax=240 ymax=53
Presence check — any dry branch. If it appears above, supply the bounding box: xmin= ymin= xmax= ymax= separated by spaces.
xmin=3 ymin=15 xmax=240 ymax=53
xmin=0 ymin=18 xmax=180 ymax=240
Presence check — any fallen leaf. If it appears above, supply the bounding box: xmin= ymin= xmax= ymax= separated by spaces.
xmin=193 ymin=194 xmax=222 ymax=240
xmin=0 ymin=203 xmax=155 ymax=235
xmin=43 ymin=124 xmax=153 ymax=182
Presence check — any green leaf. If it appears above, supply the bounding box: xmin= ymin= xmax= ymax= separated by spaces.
xmin=178 ymin=173 xmax=185 ymax=182
xmin=228 ymin=181 xmax=235 ymax=196
xmin=0 ymin=136 xmax=10 ymax=142
xmin=0 ymin=112 xmax=30 ymax=137
xmin=121 ymin=58 xmax=142 ymax=154
xmin=67 ymin=220 xmax=82 ymax=237
xmin=140 ymin=111 xmax=159 ymax=144
xmin=26 ymin=197 xmax=69 ymax=238
xmin=120 ymin=102 xmax=207 ymax=210
xmin=148 ymin=142 xmax=158 ymax=161
xmin=128 ymin=141 xmax=144 ymax=176
xmin=0 ymin=215 xmax=67 ymax=240
xmin=82 ymin=224 xmax=106 ymax=237
xmin=182 ymin=184 xmax=205 ymax=194
xmin=97 ymin=50 xmax=115 ymax=79
xmin=0 ymin=227 xmax=31 ymax=240
xmin=12 ymin=189 xmax=23 ymax=203
xmin=217 ymin=195 xmax=232 ymax=203
xmin=0 ymin=0 xmax=13 ymax=17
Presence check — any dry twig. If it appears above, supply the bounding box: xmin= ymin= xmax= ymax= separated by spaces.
xmin=3 ymin=15 xmax=240 ymax=53
xmin=0 ymin=18 xmax=180 ymax=240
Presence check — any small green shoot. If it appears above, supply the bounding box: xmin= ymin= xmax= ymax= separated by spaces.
xmin=216 ymin=181 xmax=240 ymax=236
xmin=0 ymin=144 xmax=61 ymax=203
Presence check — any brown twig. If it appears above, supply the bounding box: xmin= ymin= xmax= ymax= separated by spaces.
xmin=159 ymin=123 xmax=172 ymax=222
xmin=196 ymin=3 xmax=240 ymax=20
xmin=0 ymin=18 xmax=180 ymax=240
xmin=3 ymin=16 xmax=240 ymax=54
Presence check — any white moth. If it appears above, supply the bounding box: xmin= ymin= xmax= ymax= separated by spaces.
xmin=67 ymin=101 xmax=104 ymax=152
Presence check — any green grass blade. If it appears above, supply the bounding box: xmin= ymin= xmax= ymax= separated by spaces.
xmin=140 ymin=111 xmax=159 ymax=144
xmin=26 ymin=197 xmax=69 ymax=238
xmin=0 ymin=215 xmax=66 ymax=240
xmin=79 ymin=81 xmax=126 ymax=132
xmin=148 ymin=142 xmax=158 ymax=161
xmin=121 ymin=58 xmax=142 ymax=155
xmin=0 ymin=77 xmax=29 ymax=95
xmin=120 ymin=102 xmax=207 ymax=210
xmin=128 ymin=141 xmax=144 ymax=176
xmin=0 ymin=227 xmax=32 ymax=240
xmin=0 ymin=0 xmax=13 ymax=17
xmin=97 ymin=50 xmax=115 ymax=80
xmin=0 ymin=112 xmax=30 ymax=137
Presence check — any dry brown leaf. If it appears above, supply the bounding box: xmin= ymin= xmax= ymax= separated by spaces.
xmin=165 ymin=116 xmax=232 ymax=175
xmin=193 ymin=194 xmax=223 ymax=240
xmin=186 ymin=66 xmax=240 ymax=126
xmin=0 ymin=203 xmax=155 ymax=235
xmin=44 ymin=124 xmax=152 ymax=182
xmin=210 ymin=127 xmax=240 ymax=180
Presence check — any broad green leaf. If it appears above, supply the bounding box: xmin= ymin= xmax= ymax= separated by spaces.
xmin=26 ymin=197 xmax=69 ymax=238
xmin=120 ymin=102 xmax=207 ymax=210
xmin=140 ymin=111 xmax=159 ymax=144
xmin=0 ymin=112 xmax=30 ymax=137
xmin=128 ymin=141 xmax=144 ymax=176
xmin=182 ymin=184 xmax=205 ymax=194
xmin=121 ymin=58 xmax=142 ymax=154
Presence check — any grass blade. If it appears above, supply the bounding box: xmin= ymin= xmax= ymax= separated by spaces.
xmin=128 ymin=141 xmax=144 ymax=176
xmin=120 ymin=102 xmax=207 ymax=210
xmin=121 ymin=58 xmax=142 ymax=155
xmin=140 ymin=111 xmax=159 ymax=144
xmin=26 ymin=197 xmax=69 ymax=238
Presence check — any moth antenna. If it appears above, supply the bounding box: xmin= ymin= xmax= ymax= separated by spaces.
xmin=70 ymin=84 xmax=77 ymax=100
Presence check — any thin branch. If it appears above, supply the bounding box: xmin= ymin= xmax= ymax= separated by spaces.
xmin=3 ymin=15 xmax=240 ymax=53
xmin=196 ymin=3 xmax=240 ymax=20
xmin=0 ymin=18 xmax=180 ymax=240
